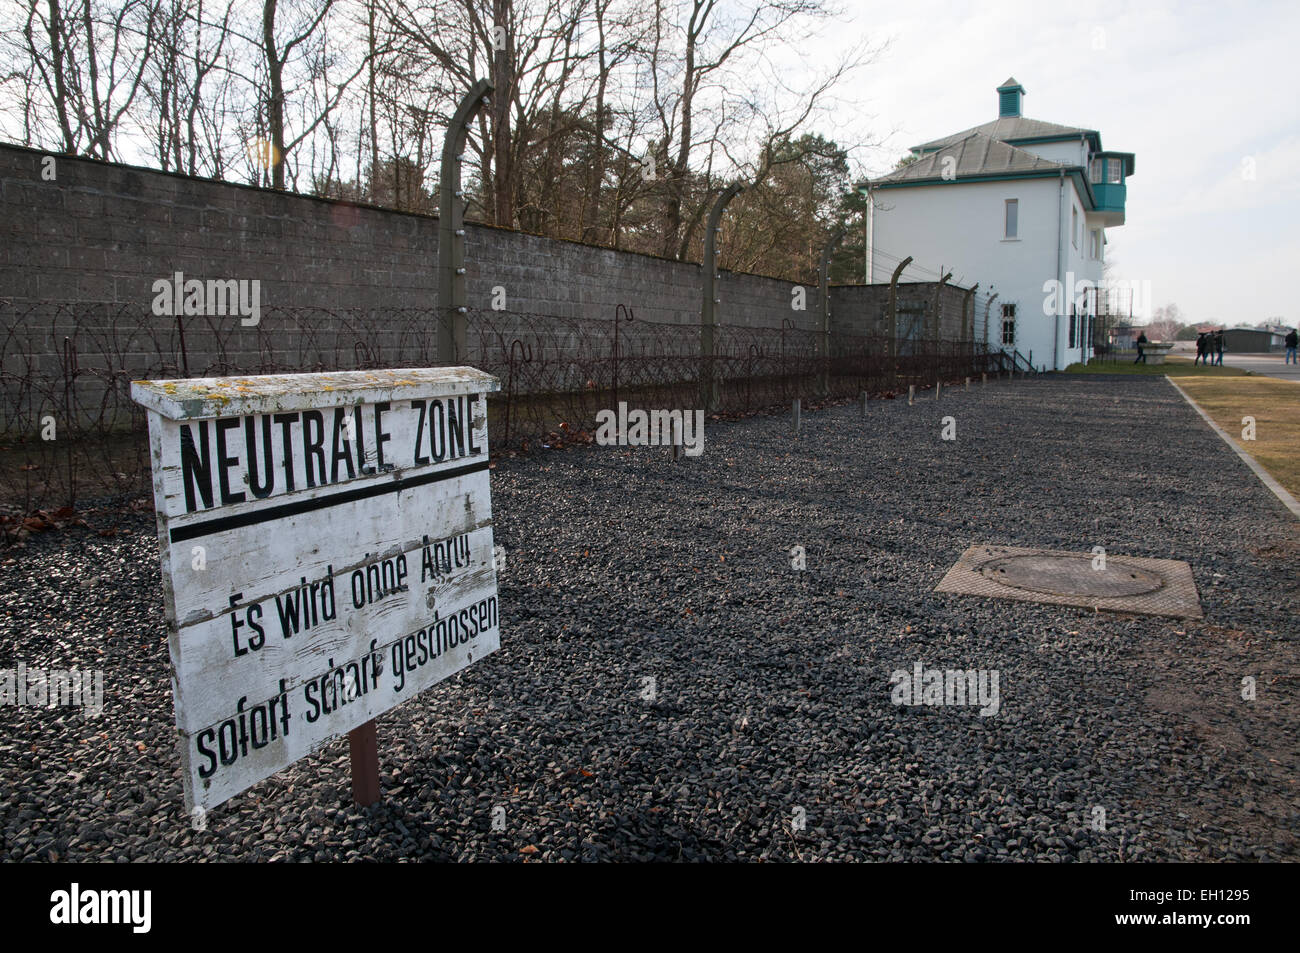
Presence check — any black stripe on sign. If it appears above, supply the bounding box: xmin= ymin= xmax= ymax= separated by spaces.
xmin=168 ymin=459 xmax=490 ymax=543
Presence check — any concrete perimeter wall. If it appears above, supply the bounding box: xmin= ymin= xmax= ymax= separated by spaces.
xmin=831 ymin=282 xmax=978 ymax=349
xmin=0 ymin=142 xmax=984 ymax=432
xmin=0 ymin=143 xmax=825 ymax=338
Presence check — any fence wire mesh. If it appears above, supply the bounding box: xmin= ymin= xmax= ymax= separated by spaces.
xmin=1 ymin=301 xmax=1005 ymax=513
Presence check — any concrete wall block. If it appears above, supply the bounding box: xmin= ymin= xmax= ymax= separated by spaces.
xmin=1 ymin=144 xmax=988 ymax=409
xmin=6 ymin=180 xmax=64 ymax=210
xmin=64 ymin=189 xmax=104 ymax=218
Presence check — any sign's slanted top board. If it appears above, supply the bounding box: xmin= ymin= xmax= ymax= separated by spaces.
xmin=131 ymin=367 xmax=500 ymax=421
xmin=131 ymin=366 xmax=502 ymax=813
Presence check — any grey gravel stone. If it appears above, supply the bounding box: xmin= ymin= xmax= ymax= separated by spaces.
xmin=1 ymin=374 xmax=1296 ymax=861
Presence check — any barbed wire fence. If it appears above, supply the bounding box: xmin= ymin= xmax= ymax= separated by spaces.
xmin=0 ymin=301 xmax=1004 ymax=515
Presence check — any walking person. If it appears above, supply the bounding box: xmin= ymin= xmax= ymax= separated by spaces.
xmin=1214 ymin=330 xmax=1225 ymax=366
xmin=1285 ymin=328 xmax=1298 ymax=365
xmin=1194 ymin=332 xmax=1206 ymax=365
xmin=1134 ymin=331 xmax=1148 ymax=364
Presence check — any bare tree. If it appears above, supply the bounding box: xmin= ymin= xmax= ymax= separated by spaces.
xmin=1148 ymin=303 xmax=1183 ymax=341
xmin=141 ymin=0 xmax=234 ymax=173
xmin=0 ymin=0 xmax=882 ymax=284
xmin=17 ymin=0 xmax=162 ymax=158
xmin=642 ymin=0 xmax=871 ymax=260
xmin=24 ymin=0 xmax=79 ymax=151
xmin=258 ymin=0 xmax=364 ymax=190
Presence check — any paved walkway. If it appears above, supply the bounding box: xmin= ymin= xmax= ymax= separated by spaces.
xmin=1216 ymin=353 xmax=1300 ymax=380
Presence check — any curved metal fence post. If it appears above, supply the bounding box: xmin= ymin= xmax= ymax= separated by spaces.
xmin=962 ymin=283 xmax=979 ymax=372
xmin=887 ymin=256 xmax=912 ymax=387
xmin=438 ymin=78 xmax=494 ymax=365
xmin=932 ymin=269 xmax=952 ymax=348
xmin=701 ymin=181 xmax=745 ymax=412
xmin=612 ymin=303 xmax=632 ymax=424
xmin=984 ymin=293 xmax=999 ymax=370
xmin=504 ymin=338 xmax=531 ymax=450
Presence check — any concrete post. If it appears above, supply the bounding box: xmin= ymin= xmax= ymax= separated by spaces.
xmin=887 ymin=256 xmax=912 ymax=384
xmin=984 ymin=293 xmax=999 ymax=369
xmin=437 ymin=79 xmax=494 ymax=365
xmin=932 ymin=272 xmax=952 ymax=342
xmin=931 ymin=271 xmax=952 ymax=384
xmin=962 ymin=283 xmax=979 ymax=351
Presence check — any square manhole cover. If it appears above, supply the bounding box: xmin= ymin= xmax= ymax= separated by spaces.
xmin=935 ymin=545 xmax=1203 ymax=619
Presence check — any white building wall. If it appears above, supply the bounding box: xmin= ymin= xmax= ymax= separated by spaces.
xmin=1020 ymin=140 xmax=1107 ymax=368
xmin=871 ymin=175 xmax=1101 ymax=370
xmin=1056 ymin=183 xmax=1101 ymax=367
xmin=873 ymin=172 xmax=1107 ymax=369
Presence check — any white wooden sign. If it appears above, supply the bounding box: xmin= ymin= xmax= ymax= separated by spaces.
xmin=131 ymin=368 xmax=502 ymax=811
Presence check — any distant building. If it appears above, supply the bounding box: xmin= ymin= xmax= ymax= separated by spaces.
xmin=1222 ymin=328 xmax=1285 ymax=353
xmin=866 ymin=78 xmax=1135 ymax=372
xmin=1111 ymin=323 xmax=1143 ymax=348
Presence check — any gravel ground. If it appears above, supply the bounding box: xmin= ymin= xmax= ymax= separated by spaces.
xmin=1 ymin=373 xmax=1297 ymax=862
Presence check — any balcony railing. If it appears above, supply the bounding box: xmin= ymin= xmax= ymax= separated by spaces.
xmin=1093 ymin=182 xmax=1126 ymax=215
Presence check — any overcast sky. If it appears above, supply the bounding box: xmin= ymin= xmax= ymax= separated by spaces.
xmin=805 ymin=0 xmax=1299 ymax=326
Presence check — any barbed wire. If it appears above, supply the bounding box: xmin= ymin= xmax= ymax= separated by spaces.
xmin=0 ymin=302 xmax=1004 ymax=514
